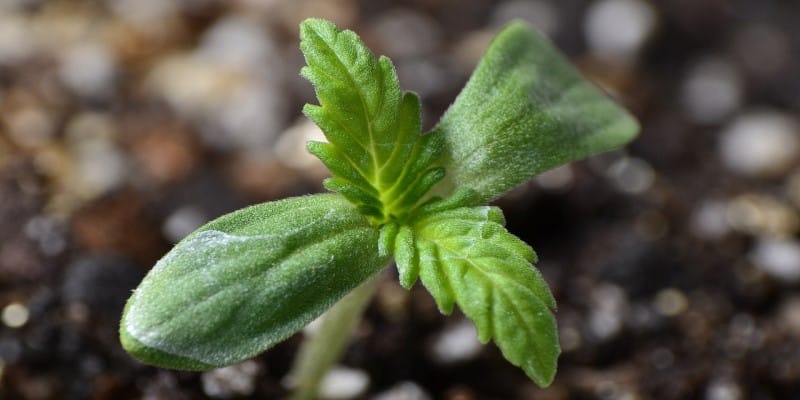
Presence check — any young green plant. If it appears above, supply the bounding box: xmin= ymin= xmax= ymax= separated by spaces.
xmin=120 ymin=18 xmax=638 ymax=392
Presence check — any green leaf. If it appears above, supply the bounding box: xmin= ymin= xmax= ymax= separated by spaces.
xmin=430 ymin=21 xmax=639 ymax=202
xmin=398 ymin=206 xmax=559 ymax=387
xmin=120 ymin=194 xmax=387 ymax=370
xmin=300 ymin=18 xmax=444 ymax=224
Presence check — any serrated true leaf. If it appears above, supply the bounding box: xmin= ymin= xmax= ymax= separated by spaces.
xmin=120 ymin=194 xmax=387 ymax=370
xmin=300 ymin=18 xmax=443 ymax=224
xmin=430 ymin=22 xmax=639 ymax=202
xmin=399 ymin=206 xmax=559 ymax=387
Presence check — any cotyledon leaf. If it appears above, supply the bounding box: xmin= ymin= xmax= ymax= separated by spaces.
xmin=398 ymin=206 xmax=559 ymax=387
xmin=430 ymin=21 xmax=639 ymax=202
xmin=120 ymin=194 xmax=387 ymax=370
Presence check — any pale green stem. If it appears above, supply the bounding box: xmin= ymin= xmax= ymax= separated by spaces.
xmin=288 ymin=272 xmax=382 ymax=400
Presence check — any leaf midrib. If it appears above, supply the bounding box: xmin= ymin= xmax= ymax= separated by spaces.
xmin=312 ymin=26 xmax=385 ymax=192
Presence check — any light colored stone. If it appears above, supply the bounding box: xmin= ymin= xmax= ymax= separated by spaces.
xmin=107 ymin=0 xmax=178 ymax=24
xmin=318 ymin=366 xmax=370 ymax=400
xmin=197 ymin=16 xmax=279 ymax=72
xmin=719 ymin=111 xmax=800 ymax=177
xmin=705 ymin=379 xmax=741 ymax=400
xmin=163 ymin=206 xmax=208 ymax=244
xmin=491 ymin=0 xmax=560 ymax=36
xmin=653 ymin=288 xmax=688 ymax=317
xmin=274 ymin=118 xmax=327 ymax=177
xmin=372 ymin=381 xmax=432 ymax=400
xmin=585 ymin=0 xmax=657 ymax=62
xmin=690 ymin=200 xmax=730 ymax=240
xmin=201 ymin=361 xmax=261 ymax=398
xmin=606 ymin=157 xmax=655 ymax=195
xmin=682 ymin=57 xmax=743 ymax=124
xmin=536 ymin=165 xmax=574 ymax=191
xmin=0 ymin=15 xmax=37 ymax=66
xmin=396 ymin=58 xmax=449 ymax=98
xmin=430 ymin=319 xmax=482 ymax=364
xmin=2 ymin=303 xmax=29 ymax=328
xmin=7 ymin=107 xmax=56 ymax=149
xmin=726 ymin=194 xmax=799 ymax=237
xmin=147 ymin=17 xmax=288 ymax=151
xmin=559 ymin=326 xmax=582 ymax=352
xmin=370 ymin=9 xmax=441 ymax=59
xmin=451 ymin=30 xmax=495 ymax=76
xmin=588 ymin=284 xmax=628 ymax=340
xmin=59 ymin=42 xmax=117 ymax=98
xmin=65 ymin=113 xmax=129 ymax=196
xmin=750 ymin=238 xmax=800 ymax=283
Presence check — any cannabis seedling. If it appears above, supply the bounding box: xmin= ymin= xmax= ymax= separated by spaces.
xmin=120 ymin=18 xmax=638 ymax=392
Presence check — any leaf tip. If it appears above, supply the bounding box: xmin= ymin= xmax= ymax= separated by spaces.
xmin=119 ymin=312 xmax=215 ymax=371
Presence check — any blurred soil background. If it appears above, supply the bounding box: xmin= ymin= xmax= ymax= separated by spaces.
xmin=1 ymin=0 xmax=800 ymax=399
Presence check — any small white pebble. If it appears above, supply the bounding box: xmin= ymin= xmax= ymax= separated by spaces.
xmin=147 ymin=16 xmax=287 ymax=152
xmin=725 ymin=194 xmax=799 ymax=237
xmin=217 ymin=85 xmax=286 ymax=151
xmin=585 ymin=0 xmax=657 ymax=61
xmin=559 ymin=326 xmax=582 ymax=352
xmin=163 ymin=206 xmax=208 ymax=244
xmin=197 ymin=16 xmax=279 ymax=72
xmin=7 ymin=108 xmax=55 ymax=149
xmin=65 ymin=112 xmax=115 ymax=141
xmin=705 ymin=379 xmax=741 ymax=400
xmin=536 ymin=165 xmax=574 ymax=191
xmin=588 ymin=284 xmax=628 ymax=340
xmin=201 ymin=361 xmax=260 ymax=398
xmin=318 ymin=366 xmax=370 ymax=400
xmin=0 ymin=16 xmax=36 ymax=66
xmin=24 ymin=216 xmax=67 ymax=256
xmin=372 ymin=381 xmax=432 ymax=400
xmin=690 ymin=200 xmax=731 ymax=240
xmin=682 ymin=57 xmax=743 ymax=124
xmin=2 ymin=303 xmax=29 ymax=328
xmin=607 ymin=157 xmax=655 ymax=194
xmin=750 ymin=238 xmax=800 ymax=283
xmin=107 ymin=0 xmax=178 ymax=24
xmin=430 ymin=319 xmax=482 ymax=364
xmin=274 ymin=118 xmax=327 ymax=175
xmin=653 ymin=288 xmax=688 ymax=317
xmin=396 ymin=59 xmax=449 ymax=97
xmin=73 ymin=139 xmax=129 ymax=195
xmin=370 ymin=9 xmax=441 ymax=59
xmin=59 ymin=43 xmax=117 ymax=98
xmin=491 ymin=0 xmax=560 ymax=36
xmin=450 ymin=30 xmax=495 ymax=75
xmin=719 ymin=111 xmax=800 ymax=177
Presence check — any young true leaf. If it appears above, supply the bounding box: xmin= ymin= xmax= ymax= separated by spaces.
xmin=300 ymin=18 xmax=444 ymax=224
xmin=397 ymin=206 xmax=559 ymax=387
xmin=120 ymin=194 xmax=387 ymax=370
xmin=430 ymin=22 xmax=639 ymax=202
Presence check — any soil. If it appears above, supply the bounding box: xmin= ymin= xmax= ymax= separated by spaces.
xmin=1 ymin=1 xmax=799 ymax=399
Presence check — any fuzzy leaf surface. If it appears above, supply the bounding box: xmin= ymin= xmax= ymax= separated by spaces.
xmin=397 ymin=206 xmax=559 ymax=387
xmin=120 ymin=194 xmax=387 ymax=370
xmin=300 ymin=18 xmax=443 ymax=223
xmin=430 ymin=22 xmax=639 ymax=202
